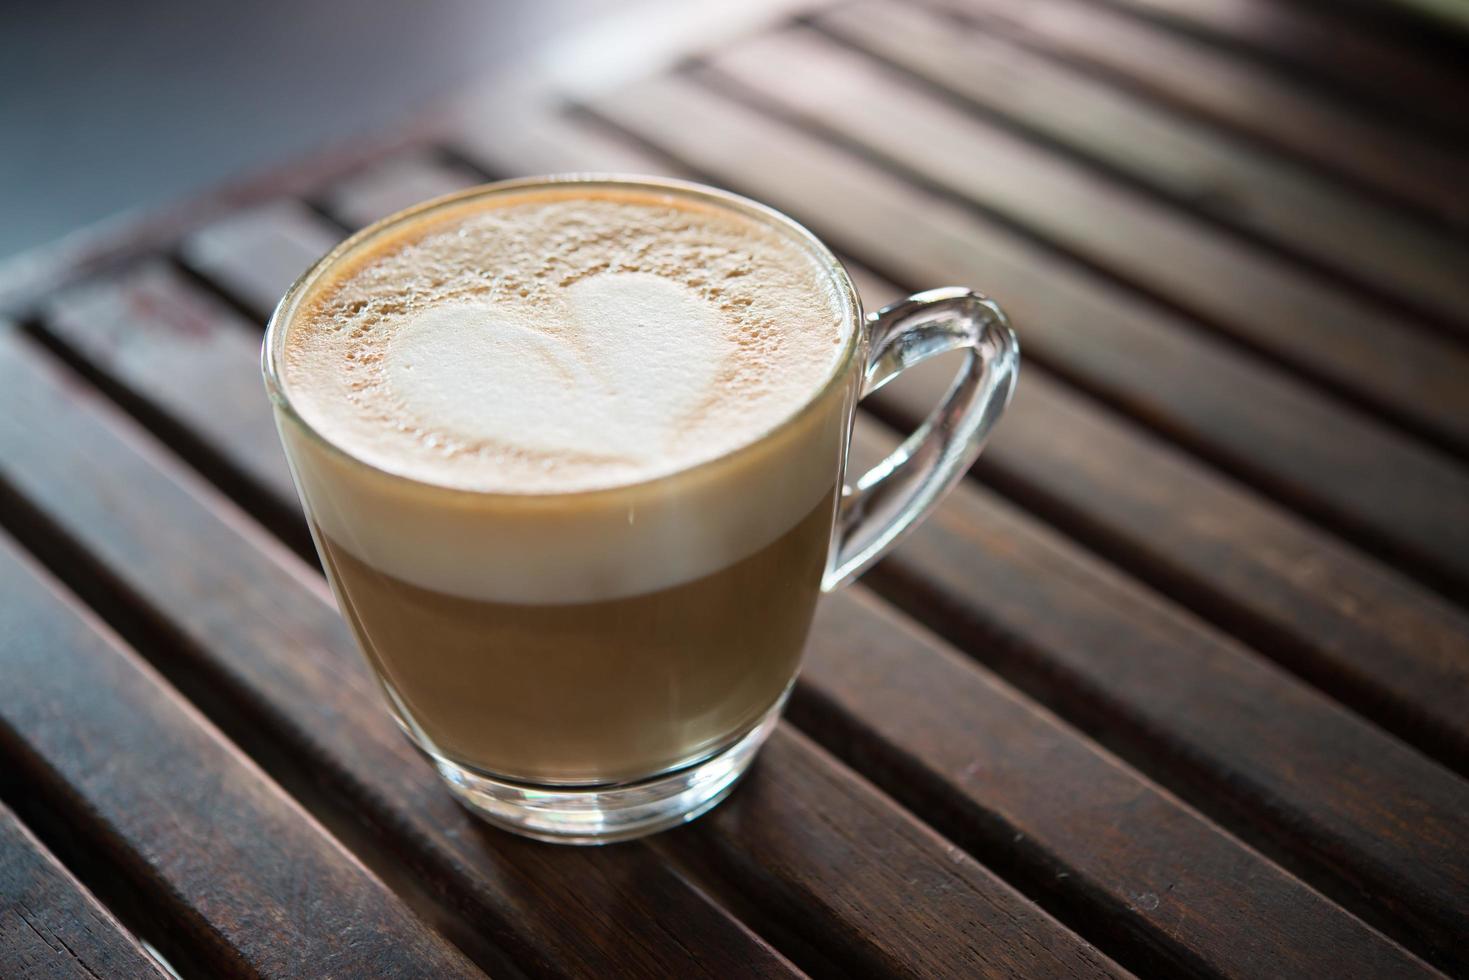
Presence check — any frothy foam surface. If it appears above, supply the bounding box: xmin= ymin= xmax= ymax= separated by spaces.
xmin=282 ymin=186 xmax=850 ymax=493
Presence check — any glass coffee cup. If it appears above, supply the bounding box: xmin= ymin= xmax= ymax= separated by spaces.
xmin=263 ymin=175 xmax=1018 ymax=844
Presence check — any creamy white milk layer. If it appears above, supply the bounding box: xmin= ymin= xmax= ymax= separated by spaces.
xmin=274 ymin=183 xmax=857 ymax=602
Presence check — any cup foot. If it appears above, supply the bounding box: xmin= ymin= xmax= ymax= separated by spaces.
xmin=428 ymin=697 xmax=785 ymax=844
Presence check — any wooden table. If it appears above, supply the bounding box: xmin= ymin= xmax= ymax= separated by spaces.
xmin=2 ymin=1 xmax=1467 ymax=976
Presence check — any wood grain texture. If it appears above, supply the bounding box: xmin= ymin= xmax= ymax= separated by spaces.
xmin=0 ymin=801 xmax=168 ymax=980
xmin=0 ymin=328 xmax=1127 ymax=978
xmin=796 ymin=585 xmax=1438 ymax=980
xmin=1096 ymin=0 xmax=1469 ymax=140
xmin=919 ymin=0 xmax=1469 ymax=231
xmin=0 ymin=329 xmax=800 ymax=979
xmin=653 ymin=729 xmax=1124 ymax=980
xmin=876 ymin=327 xmax=1469 ymax=774
xmin=0 ymin=531 xmax=481 ymax=980
xmin=705 ymin=30 xmax=1469 ymax=456
xmin=832 ymin=259 xmax=1469 ymax=781
xmin=178 ymin=200 xmax=344 ymax=318
xmin=39 ymin=262 xmax=303 ymax=547
xmin=580 ymin=75 xmax=1469 ymax=601
xmin=844 ymin=421 xmax=1469 ymax=971
xmin=818 ymin=1 xmax=1469 ymax=331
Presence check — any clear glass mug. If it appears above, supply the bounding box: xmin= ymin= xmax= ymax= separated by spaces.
xmin=263 ymin=175 xmax=1018 ymax=844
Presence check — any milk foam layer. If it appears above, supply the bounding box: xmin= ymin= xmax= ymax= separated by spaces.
xmin=273 ymin=182 xmax=859 ymax=603
xmin=283 ymin=187 xmax=849 ymax=493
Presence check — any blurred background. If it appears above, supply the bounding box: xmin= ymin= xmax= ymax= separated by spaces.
xmin=0 ymin=0 xmax=614 ymax=259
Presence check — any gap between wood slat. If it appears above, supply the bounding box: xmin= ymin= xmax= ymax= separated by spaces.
xmin=0 ymin=525 xmax=486 ymax=979
xmin=688 ymin=50 xmax=1469 ymax=463
xmin=20 ymin=314 xmax=316 ymax=565
xmin=810 ymin=2 xmax=1469 ymax=341
xmin=907 ymin=0 xmax=1469 ymax=239
xmin=0 ymin=797 xmax=170 ymax=980
xmin=1090 ymin=0 xmax=1469 ymax=144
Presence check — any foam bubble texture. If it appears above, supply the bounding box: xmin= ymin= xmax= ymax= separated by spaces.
xmin=283 ymin=188 xmax=848 ymax=493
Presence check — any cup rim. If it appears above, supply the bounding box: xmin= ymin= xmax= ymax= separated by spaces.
xmin=261 ymin=173 xmax=864 ymax=501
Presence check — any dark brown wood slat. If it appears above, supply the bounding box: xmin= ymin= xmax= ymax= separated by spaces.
xmin=918 ymin=0 xmax=1469 ymax=230
xmin=192 ymin=141 xmax=1443 ymax=978
xmin=0 ymin=801 xmax=168 ymax=980
xmin=1099 ymin=0 xmax=1469 ymax=140
xmin=0 ymin=332 xmax=1128 ymax=979
xmin=704 ymin=30 xmax=1469 ymax=457
xmin=580 ymin=76 xmax=1469 ymax=601
xmin=320 ymin=150 xmax=486 ymax=231
xmin=843 ymin=429 xmax=1469 ymax=970
xmin=652 ymin=729 xmax=1122 ymax=979
xmin=817 ymin=1 xmax=1469 ymax=332
xmin=837 ymin=262 xmax=1469 ymax=776
xmin=178 ymin=200 xmax=343 ymax=318
xmin=0 ymin=331 xmax=800 ymax=979
xmin=928 ymin=361 xmax=1469 ymax=769
xmin=797 ymin=583 xmax=1439 ymax=980
xmin=0 ymin=533 xmax=480 ymax=979
xmin=39 ymin=261 xmax=300 ymax=529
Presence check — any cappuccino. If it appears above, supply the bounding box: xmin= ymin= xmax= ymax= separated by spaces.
xmin=275 ymin=182 xmax=856 ymax=783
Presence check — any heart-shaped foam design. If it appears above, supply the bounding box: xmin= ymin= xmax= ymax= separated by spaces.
xmin=385 ymin=272 xmax=728 ymax=462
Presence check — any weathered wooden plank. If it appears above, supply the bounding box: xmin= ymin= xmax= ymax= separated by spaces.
xmin=918 ymin=0 xmax=1469 ymax=230
xmin=704 ymin=30 xmax=1469 ymax=456
xmin=817 ymin=1 xmax=1469 ymax=331
xmin=833 ymin=259 xmax=1469 ymax=776
xmin=842 ymin=420 xmax=1469 ymax=970
xmin=0 ymin=330 xmax=1125 ymax=978
xmin=0 ymin=532 xmax=481 ymax=979
xmin=1099 ymin=0 xmax=1469 ymax=140
xmin=0 ymin=801 xmax=168 ymax=980
xmin=796 ymin=583 xmax=1439 ymax=980
xmin=178 ymin=200 xmax=343 ymax=318
xmin=319 ymin=150 xmax=485 ymax=231
xmin=97 ymin=146 xmax=1448 ymax=978
xmin=654 ymin=728 xmax=1122 ymax=979
xmin=39 ymin=262 xmax=302 ymax=544
xmin=580 ymin=76 xmax=1469 ymax=601
xmin=926 ymin=359 xmax=1469 ymax=770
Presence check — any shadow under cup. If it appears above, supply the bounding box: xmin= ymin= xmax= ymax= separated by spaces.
xmin=264 ymin=176 xmax=865 ymax=844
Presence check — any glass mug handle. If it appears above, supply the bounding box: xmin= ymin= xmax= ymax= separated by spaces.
xmin=823 ymin=286 xmax=1020 ymax=591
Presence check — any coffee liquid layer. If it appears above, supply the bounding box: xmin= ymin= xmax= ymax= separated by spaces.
xmin=316 ymin=489 xmax=833 ymax=783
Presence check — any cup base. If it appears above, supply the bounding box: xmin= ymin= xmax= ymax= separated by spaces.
xmin=427 ymin=696 xmax=785 ymax=845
